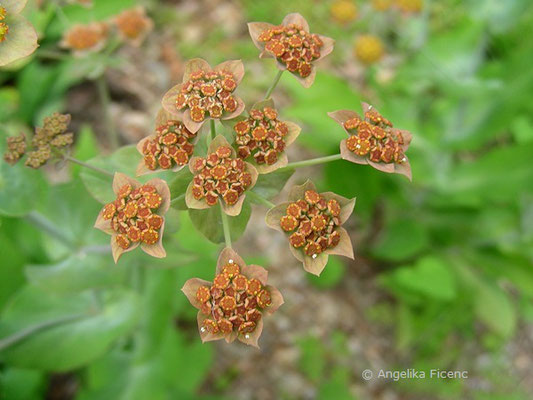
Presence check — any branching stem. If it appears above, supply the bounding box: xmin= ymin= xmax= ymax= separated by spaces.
xmin=220 ymin=204 xmax=232 ymax=249
xmin=63 ymin=154 xmax=114 ymax=177
xmin=279 ymin=154 xmax=342 ymax=171
xmin=247 ymin=191 xmax=275 ymax=208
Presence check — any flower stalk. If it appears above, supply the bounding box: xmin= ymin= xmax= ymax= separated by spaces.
xmin=279 ymin=153 xmax=342 ymax=171
xmin=247 ymin=190 xmax=275 ymax=208
xmin=264 ymin=70 xmax=283 ymax=100
xmin=63 ymin=154 xmax=114 ymax=177
xmin=220 ymin=203 xmax=232 ymax=248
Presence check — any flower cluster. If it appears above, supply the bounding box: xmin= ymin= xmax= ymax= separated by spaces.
xmin=137 ymin=112 xmax=197 ymax=175
xmin=4 ymin=112 xmax=74 ymax=169
xmin=186 ymin=136 xmax=258 ymax=216
xmin=182 ymin=248 xmax=283 ymax=348
xmin=266 ymin=181 xmax=355 ymax=275
xmin=329 ymin=103 xmax=412 ymax=179
xmin=61 ymin=22 xmax=109 ymax=53
xmin=0 ymin=7 xmax=8 ymax=42
xmin=61 ymin=7 xmax=152 ymax=54
xmin=3 ymin=134 xmax=26 ymax=165
xmin=248 ymin=13 xmax=334 ymax=87
xmin=233 ymin=100 xmax=300 ymax=173
xmin=259 ymin=24 xmax=323 ymax=78
xmin=95 ymin=173 xmax=170 ymax=263
xmin=354 ymin=34 xmax=384 ymax=64
xmin=162 ymin=59 xmax=245 ymax=133
xmin=114 ymin=7 xmax=153 ymax=46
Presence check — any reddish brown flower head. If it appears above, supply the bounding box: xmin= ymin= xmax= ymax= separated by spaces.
xmin=266 ymin=180 xmax=355 ymax=275
xmin=136 ymin=110 xmax=198 ymax=175
xmin=186 ymin=135 xmax=258 ymax=216
xmin=114 ymin=7 xmax=153 ymax=46
xmin=248 ymin=13 xmax=335 ymax=88
xmin=233 ymin=99 xmax=300 ymax=174
xmin=60 ymin=22 xmax=109 ymax=55
xmin=162 ymin=58 xmax=245 ymax=133
xmin=328 ymin=102 xmax=413 ymax=180
xmin=182 ymin=248 xmax=284 ymax=348
xmin=94 ymin=173 xmax=170 ymax=263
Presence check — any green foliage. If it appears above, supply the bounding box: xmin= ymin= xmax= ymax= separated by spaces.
xmin=188 ymin=200 xmax=252 ymax=244
xmin=307 ymin=256 xmax=346 ymax=289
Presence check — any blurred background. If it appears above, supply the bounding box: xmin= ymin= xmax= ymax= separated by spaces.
xmin=1 ymin=0 xmax=533 ymax=399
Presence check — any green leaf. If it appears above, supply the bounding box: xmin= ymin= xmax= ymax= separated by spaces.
xmin=297 ymin=335 xmax=325 ymax=383
xmin=371 ymin=218 xmax=429 ymax=261
xmin=307 ymin=256 xmax=346 ymax=289
xmin=0 ymin=286 xmax=139 ymax=371
xmin=25 ymin=253 xmax=127 ymax=294
xmin=0 ymin=224 xmax=28 ymax=308
xmin=168 ymin=168 xmax=193 ymax=210
xmin=475 ymin=283 xmax=516 ymax=338
xmin=251 ymin=168 xmax=294 ymax=200
xmin=188 ymin=201 xmax=251 ymax=244
xmin=80 ymin=145 xmax=172 ymax=204
xmin=444 ymin=143 xmax=533 ymax=205
xmin=382 ymin=257 xmax=457 ymax=301
xmin=0 ymin=367 xmax=46 ymax=400
xmin=0 ymin=139 xmax=48 ymax=217
xmin=72 ymin=124 xmax=99 ymax=175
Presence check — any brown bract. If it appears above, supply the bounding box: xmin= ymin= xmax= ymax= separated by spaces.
xmin=185 ymin=135 xmax=258 ymax=216
xmin=60 ymin=21 xmax=109 ymax=56
xmin=94 ymin=172 xmax=170 ymax=263
xmin=114 ymin=6 xmax=153 ymax=46
xmin=265 ymin=180 xmax=355 ymax=276
xmin=136 ymin=109 xmax=198 ymax=176
xmin=231 ymin=98 xmax=300 ymax=174
xmin=181 ymin=247 xmax=284 ymax=348
xmin=328 ymin=102 xmax=413 ymax=180
xmin=248 ymin=13 xmax=335 ymax=88
xmin=161 ymin=58 xmax=245 ymax=133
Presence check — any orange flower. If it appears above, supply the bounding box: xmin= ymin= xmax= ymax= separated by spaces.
xmin=328 ymin=102 xmax=413 ymax=180
xmin=114 ymin=6 xmax=153 ymax=46
xmin=181 ymin=248 xmax=284 ymax=348
xmin=94 ymin=173 xmax=170 ymax=263
xmin=186 ymin=135 xmax=258 ymax=216
xmin=136 ymin=109 xmax=198 ymax=175
xmin=161 ymin=58 xmax=245 ymax=133
xmin=248 ymin=13 xmax=335 ymax=88
xmin=233 ymin=99 xmax=300 ymax=174
xmin=266 ymin=180 xmax=355 ymax=276
xmin=60 ymin=22 xmax=109 ymax=55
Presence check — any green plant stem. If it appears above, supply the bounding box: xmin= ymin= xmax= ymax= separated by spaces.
xmin=37 ymin=49 xmax=68 ymax=60
xmin=279 ymin=153 xmax=342 ymax=171
xmin=171 ymin=194 xmax=185 ymax=204
xmin=264 ymin=70 xmax=284 ymax=100
xmin=247 ymin=191 xmax=275 ymax=208
xmin=210 ymin=119 xmax=216 ymax=140
xmin=219 ymin=204 xmax=232 ymax=249
xmin=63 ymin=155 xmax=114 ymax=177
xmin=25 ymin=211 xmax=75 ymax=248
xmin=96 ymin=75 xmax=119 ymax=150
xmin=0 ymin=313 xmax=86 ymax=352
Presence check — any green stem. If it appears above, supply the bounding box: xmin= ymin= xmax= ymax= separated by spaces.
xmin=219 ymin=203 xmax=232 ymax=249
xmin=171 ymin=194 xmax=185 ymax=204
xmin=96 ymin=75 xmax=119 ymax=150
xmin=25 ymin=211 xmax=75 ymax=248
xmin=37 ymin=49 xmax=68 ymax=60
xmin=0 ymin=313 xmax=86 ymax=352
xmin=279 ymin=153 xmax=342 ymax=171
xmin=264 ymin=70 xmax=284 ymax=100
xmin=63 ymin=155 xmax=114 ymax=177
xmin=247 ymin=191 xmax=275 ymax=208
xmin=210 ymin=119 xmax=216 ymax=140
